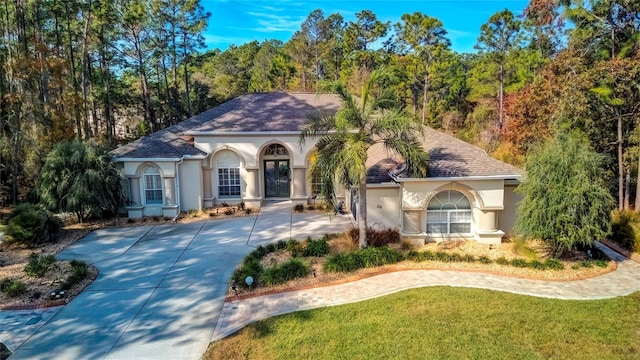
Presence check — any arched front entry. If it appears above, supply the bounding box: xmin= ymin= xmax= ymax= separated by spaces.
xmin=262 ymin=143 xmax=290 ymax=198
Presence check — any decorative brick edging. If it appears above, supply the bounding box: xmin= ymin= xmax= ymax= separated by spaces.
xmin=223 ymin=260 xmax=617 ymax=302
xmin=1 ymin=299 xmax=67 ymax=311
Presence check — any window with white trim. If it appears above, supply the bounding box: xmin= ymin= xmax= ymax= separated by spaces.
xmin=216 ymin=150 xmax=241 ymax=198
xmin=143 ymin=167 xmax=163 ymax=204
xmin=426 ymin=190 xmax=472 ymax=234
xmin=218 ymin=168 xmax=241 ymax=197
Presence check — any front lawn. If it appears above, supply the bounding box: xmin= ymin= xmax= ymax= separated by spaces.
xmin=206 ymin=287 xmax=640 ymax=359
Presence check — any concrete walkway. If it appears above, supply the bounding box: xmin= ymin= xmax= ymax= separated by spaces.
xmin=211 ymin=242 xmax=640 ymax=342
xmin=1 ymin=201 xmax=353 ymax=360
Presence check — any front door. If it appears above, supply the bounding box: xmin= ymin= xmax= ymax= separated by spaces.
xmin=264 ymin=160 xmax=290 ymax=198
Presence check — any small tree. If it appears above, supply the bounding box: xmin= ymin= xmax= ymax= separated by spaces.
xmin=39 ymin=141 xmax=124 ymax=223
xmin=515 ymin=131 xmax=613 ymax=257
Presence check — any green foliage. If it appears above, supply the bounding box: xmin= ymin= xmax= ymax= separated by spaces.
xmin=303 ymin=238 xmax=330 ymax=257
xmin=324 ymin=247 xmax=402 ymax=273
xmin=478 ymin=255 xmax=492 ymax=264
xmin=231 ymin=256 xmax=264 ymax=289
xmin=324 ymin=253 xmax=360 ymax=273
xmin=293 ymin=204 xmax=305 ymax=212
xmin=286 ymin=239 xmax=303 ymax=257
xmin=39 ymin=141 xmax=124 ymax=223
xmin=510 ymin=258 xmax=529 ymax=268
xmin=301 ymin=66 xmax=429 ymax=249
xmin=544 ymin=259 xmax=564 ymax=270
xmin=356 ymin=247 xmax=402 ymax=267
xmin=0 ymin=278 xmax=27 ymax=297
xmin=516 ymin=132 xmax=614 ymax=257
xmin=496 ymin=257 xmax=509 ymax=265
xmin=24 ymin=253 xmax=56 ymax=277
xmin=610 ymin=210 xmax=640 ymax=253
xmin=62 ymin=260 xmax=89 ymax=290
xmin=5 ymin=203 xmax=63 ymax=247
xmin=261 ymin=259 xmax=311 ymax=287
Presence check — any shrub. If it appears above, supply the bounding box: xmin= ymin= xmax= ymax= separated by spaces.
xmin=0 ymin=278 xmax=27 ymax=297
xmin=224 ymin=209 xmax=233 ymax=215
xmin=39 ymin=140 xmax=124 ymax=222
xmin=544 ymin=258 xmax=564 ymax=270
xmin=324 ymin=247 xmax=401 ymax=272
xmin=293 ymin=204 xmax=305 ymax=212
xmin=461 ymin=254 xmax=476 ymax=263
xmin=478 ymin=255 xmax=492 ymax=264
xmin=324 ymin=253 xmax=359 ymax=273
xmin=5 ymin=203 xmax=63 ymax=247
xmin=448 ymin=253 xmax=463 ymax=262
xmin=261 ymin=259 xmax=311 ymax=286
xmin=303 ymin=238 xmax=330 ymax=257
xmin=434 ymin=251 xmax=450 ymax=262
xmin=406 ymin=250 xmax=436 ymax=262
xmin=356 ymin=247 xmax=402 ymax=268
xmin=245 ymin=208 xmax=253 ymax=215
xmin=610 ymin=210 xmax=640 ymax=252
xmin=594 ymin=259 xmax=609 ymax=268
xmin=496 ymin=257 xmax=509 ymax=265
xmin=307 ymin=205 xmax=315 ymax=211
xmin=287 ymin=239 xmax=303 ymax=257
xmin=347 ymin=227 xmax=401 ymax=247
xmin=529 ymin=259 xmax=547 ymax=270
xmin=231 ymin=256 xmax=264 ymax=289
xmin=511 ymin=259 xmax=529 ymax=268
xmin=62 ymin=260 xmax=88 ymax=290
xmin=24 ymin=253 xmax=56 ymax=277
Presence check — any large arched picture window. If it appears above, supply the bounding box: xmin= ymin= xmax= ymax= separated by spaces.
xmin=143 ymin=167 xmax=163 ymax=205
xmin=426 ymin=190 xmax=472 ymax=234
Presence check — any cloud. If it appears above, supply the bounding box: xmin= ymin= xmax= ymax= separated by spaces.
xmin=247 ymin=11 xmax=306 ymax=33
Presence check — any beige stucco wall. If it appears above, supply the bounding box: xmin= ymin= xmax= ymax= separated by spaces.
xmin=399 ymin=179 xmax=510 ymax=244
xmin=179 ymin=159 xmax=204 ymax=212
xmin=366 ymin=186 xmax=402 ymax=230
xmin=122 ymin=161 xmax=176 ymax=177
xmin=499 ymin=183 xmax=522 ymax=237
xmin=402 ymin=179 xmax=505 ymax=210
xmin=194 ymin=134 xmax=317 ymax=168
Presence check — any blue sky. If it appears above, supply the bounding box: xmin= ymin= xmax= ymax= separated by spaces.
xmin=202 ymin=0 xmax=530 ymax=53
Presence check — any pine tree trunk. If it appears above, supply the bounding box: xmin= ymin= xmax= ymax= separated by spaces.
xmin=635 ymin=148 xmax=640 ymax=211
xmin=618 ymin=112 xmax=624 ymax=210
xmin=358 ymin=182 xmax=368 ymax=249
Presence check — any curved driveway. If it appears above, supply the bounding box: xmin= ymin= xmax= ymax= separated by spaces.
xmin=7 ymin=202 xmax=353 ymax=360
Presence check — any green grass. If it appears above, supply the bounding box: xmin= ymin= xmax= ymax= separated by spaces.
xmin=205 ymin=288 xmax=640 ymax=360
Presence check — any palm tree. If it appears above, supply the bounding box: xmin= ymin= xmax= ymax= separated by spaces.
xmin=300 ymin=67 xmax=429 ymax=248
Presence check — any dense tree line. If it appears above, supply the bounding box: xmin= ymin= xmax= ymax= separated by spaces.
xmin=1 ymin=0 xmax=639 ymax=214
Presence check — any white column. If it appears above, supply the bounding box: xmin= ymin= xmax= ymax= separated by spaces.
xmin=164 ymin=177 xmax=175 ymax=205
xmin=292 ymin=168 xmax=306 ymax=197
xmin=128 ymin=177 xmax=141 ymax=206
xmin=245 ymin=168 xmax=259 ymax=198
xmin=203 ymin=170 xmax=212 ymax=199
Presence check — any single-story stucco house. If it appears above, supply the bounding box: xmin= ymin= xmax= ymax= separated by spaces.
xmin=112 ymin=91 xmax=524 ymax=244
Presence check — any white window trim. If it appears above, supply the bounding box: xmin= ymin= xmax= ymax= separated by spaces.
xmin=218 ymin=167 xmax=241 ymax=198
xmin=142 ymin=168 xmax=164 ymax=206
xmin=426 ymin=209 xmax=473 ymax=235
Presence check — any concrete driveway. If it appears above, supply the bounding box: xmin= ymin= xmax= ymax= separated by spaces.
xmin=8 ymin=201 xmax=353 ymax=359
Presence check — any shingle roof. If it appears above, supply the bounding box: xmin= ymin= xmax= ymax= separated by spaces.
xmin=111 ymin=92 xmax=342 ymax=159
xmin=366 ymin=127 xmax=525 ymax=183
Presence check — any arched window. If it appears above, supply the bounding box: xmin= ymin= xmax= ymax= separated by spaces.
xmin=264 ymin=143 xmax=288 ymax=156
xmin=143 ymin=167 xmax=163 ymax=205
xmin=216 ymin=151 xmax=241 ymax=198
xmin=426 ymin=190 xmax=472 ymax=234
